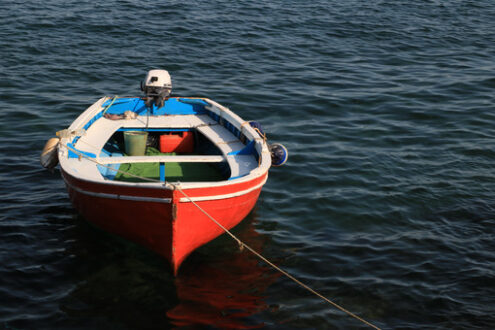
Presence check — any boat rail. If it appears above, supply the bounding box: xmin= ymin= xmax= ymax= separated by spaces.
xmin=98 ymin=155 xmax=225 ymax=164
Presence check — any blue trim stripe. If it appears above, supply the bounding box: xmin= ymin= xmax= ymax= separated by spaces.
xmin=83 ymin=112 xmax=103 ymax=130
xmin=227 ymin=140 xmax=256 ymax=156
xmin=159 ymin=163 xmax=165 ymax=182
xmin=177 ymin=98 xmax=208 ymax=106
xmin=67 ymin=143 xmax=96 ymax=159
xmin=206 ymin=109 xmax=242 ymax=140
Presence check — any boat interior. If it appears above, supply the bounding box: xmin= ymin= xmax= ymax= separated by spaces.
xmin=67 ymin=97 xmax=262 ymax=183
xmin=98 ymin=129 xmax=231 ymax=183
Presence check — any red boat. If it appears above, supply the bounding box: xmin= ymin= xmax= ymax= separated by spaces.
xmin=43 ymin=70 xmax=287 ymax=274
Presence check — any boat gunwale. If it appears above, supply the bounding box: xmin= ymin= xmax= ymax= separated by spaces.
xmin=58 ymin=96 xmax=272 ymax=190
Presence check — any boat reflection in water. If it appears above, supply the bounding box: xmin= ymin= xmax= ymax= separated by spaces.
xmin=167 ymin=214 xmax=281 ymax=329
xmin=62 ymin=212 xmax=279 ymax=329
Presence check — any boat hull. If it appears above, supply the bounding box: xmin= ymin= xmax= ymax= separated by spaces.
xmin=61 ymin=169 xmax=267 ymax=274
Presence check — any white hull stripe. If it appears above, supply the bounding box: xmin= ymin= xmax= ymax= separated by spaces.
xmin=66 ymin=181 xmax=172 ymax=203
xmin=178 ymin=176 xmax=267 ymax=202
xmin=64 ymin=176 xmax=267 ymax=204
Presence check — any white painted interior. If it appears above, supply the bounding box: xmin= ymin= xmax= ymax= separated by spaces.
xmin=58 ymin=97 xmax=271 ymax=190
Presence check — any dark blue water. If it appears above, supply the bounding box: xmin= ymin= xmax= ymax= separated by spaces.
xmin=1 ymin=0 xmax=495 ymax=328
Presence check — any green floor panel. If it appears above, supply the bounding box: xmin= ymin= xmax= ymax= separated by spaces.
xmin=113 ymin=147 xmax=225 ymax=183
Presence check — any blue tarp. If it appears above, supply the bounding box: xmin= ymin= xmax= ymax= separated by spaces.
xmin=101 ymin=97 xmax=208 ymax=116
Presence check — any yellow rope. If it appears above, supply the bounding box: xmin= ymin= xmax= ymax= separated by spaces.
xmin=61 ymin=143 xmax=381 ymax=330
xmin=101 ymin=95 xmax=119 ymax=115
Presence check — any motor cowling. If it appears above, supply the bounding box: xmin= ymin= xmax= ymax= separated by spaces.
xmin=141 ymin=69 xmax=172 ymax=108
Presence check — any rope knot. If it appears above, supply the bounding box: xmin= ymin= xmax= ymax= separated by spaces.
xmin=237 ymin=241 xmax=245 ymax=252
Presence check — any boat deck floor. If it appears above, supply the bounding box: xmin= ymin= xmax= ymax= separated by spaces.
xmin=115 ymin=160 xmax=225 ymax=183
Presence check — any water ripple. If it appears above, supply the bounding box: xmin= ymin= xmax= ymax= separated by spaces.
xmin=1 ymin=0 xmax=495 ymax=328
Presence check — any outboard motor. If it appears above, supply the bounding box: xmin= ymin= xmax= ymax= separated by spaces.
xmin=141 ymin=69 xmax=172 ymax=108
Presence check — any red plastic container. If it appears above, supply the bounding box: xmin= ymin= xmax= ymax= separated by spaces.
xmin=160 ymin=131 xmax=194 ymax=153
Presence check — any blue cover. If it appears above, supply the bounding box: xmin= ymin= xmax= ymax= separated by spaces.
xmin=101 ymin=97 xmax=208 ymax=116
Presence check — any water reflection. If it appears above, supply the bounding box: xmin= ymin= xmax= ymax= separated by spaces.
xmin=167 ymin=215 xmax=280 ymax=329
xmin=62 ymin=212 xmax=279 ymax=329
xmin=61 ymin=215 xmax=178 ymax=329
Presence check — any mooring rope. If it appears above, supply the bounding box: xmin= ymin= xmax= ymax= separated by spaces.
xmin=171 ymin=183 xmax=381 ymax=330
xmin=61 ymin=143 xmax=381 ymax=330
xmin=101 ymin=95 xmax=119 ymax=116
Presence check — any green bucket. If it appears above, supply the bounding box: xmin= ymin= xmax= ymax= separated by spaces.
xmin=124 ymin=131 xmax=148 ymax=156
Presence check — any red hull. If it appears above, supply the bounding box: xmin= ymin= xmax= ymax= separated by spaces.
xmin=61 ymin=169 xmax=267 ymax=274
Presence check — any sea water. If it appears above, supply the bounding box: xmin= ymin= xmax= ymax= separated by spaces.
xmin=1 ymin=0 xmax=494 ymax=328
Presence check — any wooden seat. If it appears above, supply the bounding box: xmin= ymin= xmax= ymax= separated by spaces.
xmin=196 ymin=123 xmax=257 ymax=178
xmin=98 ymin=155 xmax=225 ymax=164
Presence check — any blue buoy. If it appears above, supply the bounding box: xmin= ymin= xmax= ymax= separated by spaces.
xmin=269 ymin=143 xmax=288 ymax=167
